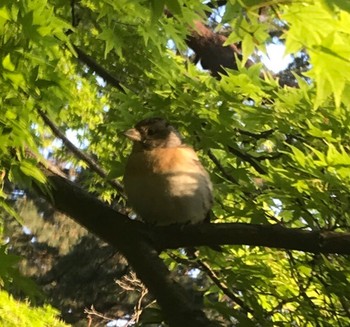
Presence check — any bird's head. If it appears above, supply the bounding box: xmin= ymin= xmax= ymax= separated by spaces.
xmin=124 ymin=117 xmax=182 ymax=150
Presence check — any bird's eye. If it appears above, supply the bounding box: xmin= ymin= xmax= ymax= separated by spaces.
xmin=147 ymin=127 xmax=157 ymax=136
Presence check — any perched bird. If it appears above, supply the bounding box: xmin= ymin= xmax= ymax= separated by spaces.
xmin=123 ymin=117 xmax=213 ymax=225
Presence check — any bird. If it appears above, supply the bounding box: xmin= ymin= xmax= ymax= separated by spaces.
xmin=123 ymin=117 xmax=213 ymax=226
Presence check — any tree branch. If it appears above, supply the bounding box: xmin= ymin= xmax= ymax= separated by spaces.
xmin=37 ymin=108 xmax=125 ymax=197
xmin=228 ymin=145 xmax=267 ymax=174
xmin=181 ymin=11 xmax=300 ymax=88
xmin=73 ymin=45 xmax=126 ymax=93
xmin=38 ymin=165 xmax=350 ymax=254
xmin=34 ymin=165 xmax=350 ymax=325
xmin=38 ymin=164 xmax=350 ymax=256
xmin=193 ymin=253 xmax=256 ymax=317
xmin=153 ymin=223 xmax=350 ymax=255
xmin=186 ymin=20 xmax=254 ymax=78
xmin=38 ymin=167 xmax=219 ymax=327
xmin=207 ymin=149 xmax=238 ymax=184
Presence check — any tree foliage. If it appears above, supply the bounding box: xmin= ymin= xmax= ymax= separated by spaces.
xmin=1 ymin=0 xmax=350 ymax=326
xmin=0 ymin=290 xmax=69 ymax=327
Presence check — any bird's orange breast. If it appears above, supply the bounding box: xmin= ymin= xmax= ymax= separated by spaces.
xmin=123 ymin=146 xmax=213 ymax=225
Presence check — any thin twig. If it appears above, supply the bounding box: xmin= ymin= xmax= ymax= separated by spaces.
xmin=207 ymin=149 xmax=238 ymax=184
xmin=37 ymin=108 xmax=126 ymax=197
xmin=237 ymin=128 xmax=275 ymax=139
xmin=228 ymin=145 xmax=267 ymax=174
xmin=167 ymin=251 xmax=256 ymax=317
xmin=70 ymin=0 xmax=77 ymax=27
xmin=193 ymin=253 xmax=256 ymax=317
xmin=66 ymin=2 xmax=130 ymax=93
xmin=116 ymin=272 xmax=150 ymax=326
xmin=73 ymin=45 xmax=127 ymax=94
xmin=85 ymin=305 xmax=115 ymax=323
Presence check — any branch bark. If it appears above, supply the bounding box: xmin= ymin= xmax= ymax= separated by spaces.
xmin=39 ymin=166 xmax=350 ymax=256
xmin=186 ymin=21 xmax=253 ymax=78
xmin=183 ymin=10 xmax=299 ymax=87
xmin=39 ymin=168 xmax=220 ymax=327
xmin=40 ymin=167 xmax=350 ymax=256
xmin=153 ymin=223 xmax=350 ymax=255
xmin=35 ymin=165 xmax=350 ymax=325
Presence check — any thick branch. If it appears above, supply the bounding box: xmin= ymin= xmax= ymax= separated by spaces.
xmin=36 ymin=166 xmax=350 ymax=324
xmin=183 ymin=15 xmax=299 ymax=87
xmin=153 ymin=223 xmax=350 ymax=255
xmin=40 ymin=166 xmax=350 ymax=256
xmin=186 ymin=20 xmax=254 ymax=77
xmin=39 ymin=168 xmax=219 ymax=327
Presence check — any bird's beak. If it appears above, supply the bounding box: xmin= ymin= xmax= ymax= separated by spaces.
xmin=123 ymin=128 xmax=142 ymax=142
